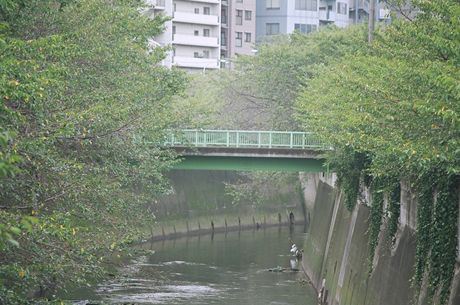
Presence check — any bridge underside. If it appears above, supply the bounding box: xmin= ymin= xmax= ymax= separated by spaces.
xmin=172 ymin=155 xmax=326 ymax=172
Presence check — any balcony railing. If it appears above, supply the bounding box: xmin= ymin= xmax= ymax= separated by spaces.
xmin=173 ymin=57 xmax=219 ymax=69
xmin=173 ymin=12 xmax=219 ymax=25
xmin=173 ymin=34 xmax=219 ymax=48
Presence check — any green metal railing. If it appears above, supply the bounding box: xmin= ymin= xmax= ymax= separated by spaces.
xmin=165 ymin=129 xmax=322 ymax=149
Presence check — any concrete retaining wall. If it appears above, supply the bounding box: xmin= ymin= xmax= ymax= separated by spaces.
xmin=299 ymin=173 xmax=460 ymax=305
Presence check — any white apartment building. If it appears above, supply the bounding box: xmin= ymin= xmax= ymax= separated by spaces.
xmin=256 ymin=0 xmax=389 ymax=40
xmin=147 ymin=0 xmax=222 ymax=71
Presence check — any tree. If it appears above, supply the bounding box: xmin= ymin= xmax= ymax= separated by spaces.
xmin=0 ymin=0 xmax=186 ymax=302
xmin=214 ymin=27 xmax=368 ymax=130
xmin=296 ymin=1 xmax=459 ymax=303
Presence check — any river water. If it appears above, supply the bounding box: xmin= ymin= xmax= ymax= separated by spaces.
xmin=67 ymin=226 xmax=317 ymax=304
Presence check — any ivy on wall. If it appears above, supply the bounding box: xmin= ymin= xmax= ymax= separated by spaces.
xmin=368 ymin=178 xmax=384 ymax=271
xmin=327 ymin=148 xmax=371 ymax=211
xmin=386 ymin=181 xmax=401 ymax=243
xmin=425 ymin=175 xmax=458 ymax=304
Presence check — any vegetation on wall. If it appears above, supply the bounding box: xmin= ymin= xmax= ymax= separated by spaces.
xmin=426 ymin=176 xmax=458 ymax=304
xmin=367 ymin=178 xmax=385 ymax=271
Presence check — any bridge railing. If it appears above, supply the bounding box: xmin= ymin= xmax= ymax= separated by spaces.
xmin=165 ymin=129 xmax=323 ymax=149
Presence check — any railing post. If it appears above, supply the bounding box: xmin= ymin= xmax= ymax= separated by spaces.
xmin=236 ymin=131 xmax=239 ymax=148
xmin=203 ymin=131 xmax=207 ymax=147
xmin=258 ymin=132 xmax=261 ymax=148
xmin=290 ymin=132 xmax=293 ymax=148
xmin=269 ymin=132 xmax=272 ymax=148
xmin=172 ymin=134 xmax=175 ymax=145
xmin=302 ymin=133 xmax=305 ymax=149
xmin=195 ymin=130 xmax=198 ymax=146
xmin=226 ymin=131 xmax=229 ymax=147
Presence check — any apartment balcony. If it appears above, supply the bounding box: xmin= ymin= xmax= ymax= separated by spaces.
xmin=173 ymin=12 xmax=219 ymax=26
xmin=173 ymin=56 xmax=219 ymax=69
xmin=319 ymin=10 xmax=336 ymax=22
xmin=173 ymin=34 xmax=219 ymax=48
xmin=145 ymin=0 xmax=165 ymax=10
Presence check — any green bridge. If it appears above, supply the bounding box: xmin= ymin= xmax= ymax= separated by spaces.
xmin=165 ymin=130 xmax=327 ymax=172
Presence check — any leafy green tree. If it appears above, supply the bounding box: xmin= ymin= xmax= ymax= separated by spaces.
xmin=296 ymin=1 xmax=459 ymax=303
xmin=296 ymin=0 xmax=459 ymax=177
xmin=0 ymin=0 xmax=186 ymax=302
xmin=214 ymin=27 xmax=368 ymax=130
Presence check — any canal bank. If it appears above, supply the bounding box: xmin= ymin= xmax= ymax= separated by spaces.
xmin=153 ymin=169 xmax=460 ymax=305
xmin=147 ymin=169 xmax=306 ymax=241
xmin=63 ymin=169 xmax=459 ymax=305
xmin=300 ymin=173 xmax=460 ymax=305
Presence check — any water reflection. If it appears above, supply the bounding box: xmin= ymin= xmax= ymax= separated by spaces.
xmin=67 ymin=226 xmax=317 ymax=305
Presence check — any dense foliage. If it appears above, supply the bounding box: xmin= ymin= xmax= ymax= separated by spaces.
xmin=204 ymin=27 xmax=368 ymax=130
xmin=0 ymin=0 xmax=186 ymax=302
xmin=297 ymin=1 xmax=459 ymax=177
xmin=296 ymin=0 xmax=459 ymax=303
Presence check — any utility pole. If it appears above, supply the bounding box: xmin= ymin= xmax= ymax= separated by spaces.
xmin=368 ymin=0 xmax=376 ymax=42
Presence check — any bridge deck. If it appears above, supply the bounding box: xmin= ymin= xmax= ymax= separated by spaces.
xmin=165 ymin=130 xmax=326 ymax=172
xmin=172 ymin=146 xmax=323 ymax=159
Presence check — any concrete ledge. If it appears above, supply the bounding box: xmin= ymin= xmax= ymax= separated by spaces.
xmin=146 ymin=220 xmax=305 ymax=243
xmin=172 ymin=146 xmax=324 ymax=159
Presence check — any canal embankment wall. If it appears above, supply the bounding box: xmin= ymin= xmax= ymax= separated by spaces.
xmin=300 ymin=172 xmax=460 ymax=305
xmin=149 ymin=170 xmax=306 ymax=240
xmin=151 ymin=169 xmax=460 ymax=305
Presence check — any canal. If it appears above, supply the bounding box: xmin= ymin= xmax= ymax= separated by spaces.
xmin=66 ymin=226 xmax=317 ymax=304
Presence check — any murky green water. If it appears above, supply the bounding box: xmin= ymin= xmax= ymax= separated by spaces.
xmin=67 ymin=226 xmax=317 ymax=304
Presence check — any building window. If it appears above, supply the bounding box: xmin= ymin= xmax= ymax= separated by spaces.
xmin=194 ymin=8 xmax=199 ymax=14
xmin=245 ymin=32 xmax=251 ymax=42
xmin=194 ymin=52 xmax=199 ymax=58
xmin=194 ymin=30 xmax=199 ymax=36
xmin=236 ymin=10 xmax=243 ymax=25
xmin=172 ymin=26 xmax=176 ymax=35
xmin=294 ymin=23 xmax=317 ymax=33
xmin=236 ymin=32 xmax=242 ymax=47
xmin=203 ymin=50 xmax=210 ymax=58
xmin=236 ymin=0 xmax=243 ymax=2
xmin=266 ymin=0 xmax=280 ymax=9
xmin=203 ymin=29 xmax=210 ymax=37
xmin=295 ymin=0 xmax=317 ymax=11
xmin=266 ymin=23 xmax=279 ymax=35
xmin=245 ymin=10 xmax=252 ymax=20
xmin=337 ymin=2 xmax=347 ymax=14
xmin=203 ymin=7 xmax=210 ymax=15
